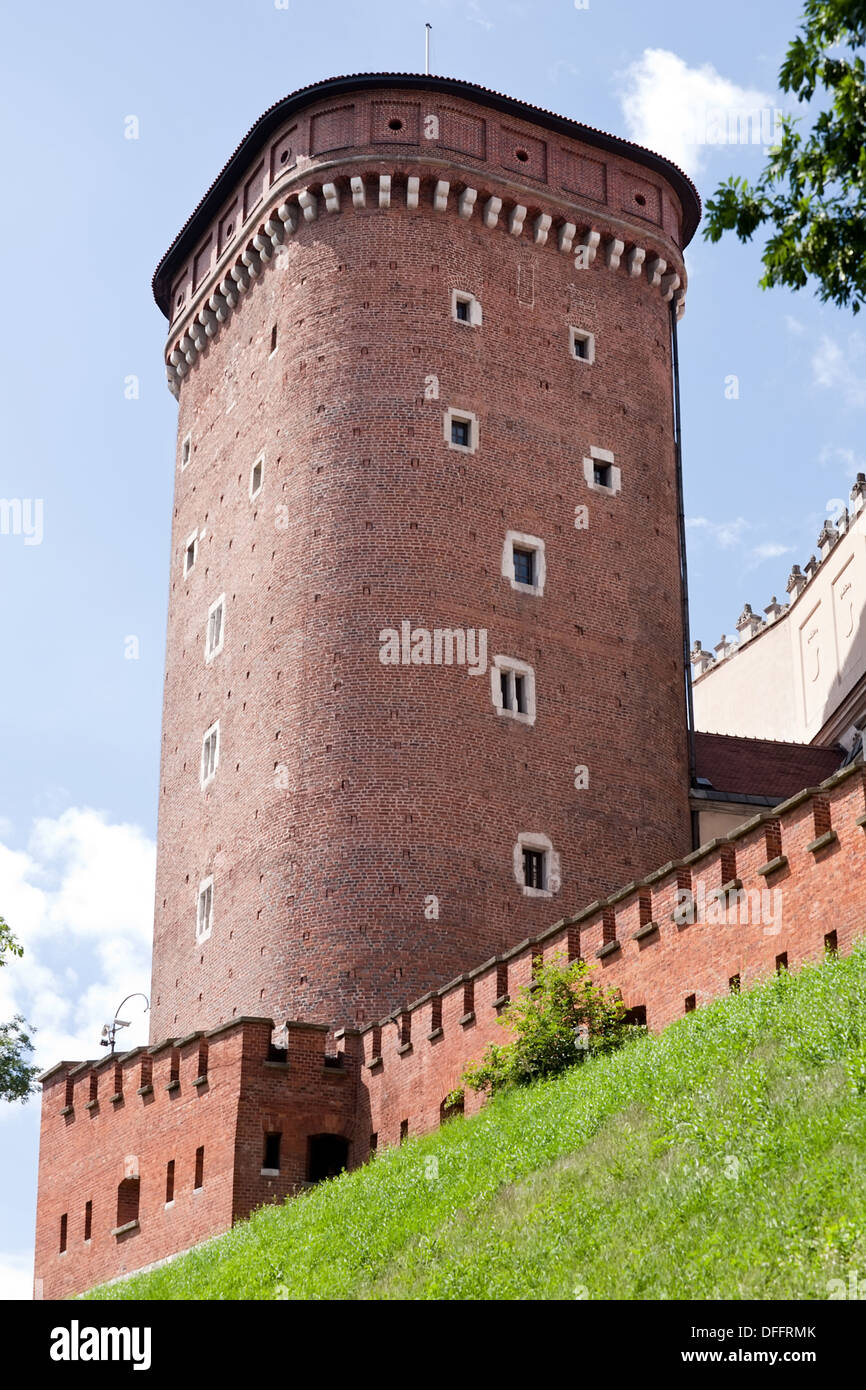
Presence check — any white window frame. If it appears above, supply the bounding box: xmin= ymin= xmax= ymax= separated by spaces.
xmin=183 ymin=530 xmax=198 ymax=577
xmin=180 ymin=433 xmax=192 ymax=471
xmin=491 ymin=655 xmax=536 ymax=725
xmin=513 ymin=832 xmax=560 ymax=899
xmin=201 ymin=721 xmax=220 ymax=789
xmin=196 ymin=876 xmax=214 ymax=943
xmin=569 ymin=327 xmax=596 ymax=364
xmin=444 ymin=407 xmax=479 ymax=454
xmin=205 ymin=594 xmax=225 ymax=662
xmin=249 ymin=454 xmax=264 ymax=500
xmin=502 ymin=531 xmax=546 ymax=597
xmin=583 ymin=445 xmax=621 ymax=496
xmin=451 ymin=289 xmax=482 ymax=326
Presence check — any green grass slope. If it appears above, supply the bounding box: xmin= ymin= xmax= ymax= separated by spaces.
xmin=89 ymin=943 xmax=866 ymax=1300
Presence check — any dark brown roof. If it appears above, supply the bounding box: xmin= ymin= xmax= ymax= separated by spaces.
xmin=151 ymin=71 xmax=702 ymax=317
xmin=694 ymin=731 xmax=844 ymax=801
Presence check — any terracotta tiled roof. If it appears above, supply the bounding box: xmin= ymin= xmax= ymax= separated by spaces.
xmin=694 ymin=732 xmax=844 ymax=800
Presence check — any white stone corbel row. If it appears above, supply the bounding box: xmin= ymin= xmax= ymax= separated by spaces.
xmin=534 ymin=213 xmax=552 ymax=245
xmin=627 ymin=246 xmax=645 ymax=278
xmin=646 ymin=255 xmax=667 ymax=288
xmin=606 ymin=237 xmax=624 ymax=270
xmin=483 ymin=196 xmax=502 ymax=228
xmin=509 ymin=204 xmax=527 ymax=236
xmin=458 ymin=186 xmax=477 ymax=219
xmin=165 ymin=170 xmax=688 ymax=397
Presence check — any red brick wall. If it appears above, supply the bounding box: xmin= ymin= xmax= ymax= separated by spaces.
xmin=361 ymin=762 xmax=866 ymax=1145
xmin=150 ymin=83 xmax=693 ymax=1042
xmin=35 ymin=762 xmax=865 ymax=1299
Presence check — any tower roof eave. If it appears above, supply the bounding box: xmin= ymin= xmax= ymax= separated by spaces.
xmin=151 ymin=70 xmax=702 ymax=318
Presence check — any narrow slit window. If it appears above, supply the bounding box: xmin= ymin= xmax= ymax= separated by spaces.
xmin=523 ymin=848 xmax=544 ymax=890
xmin=180 ymin=433 xmax=192 ymax=470
xmin=84 ymin=1200 xmax=92 ymax=1242
xmin=250 ymin=455 xmax=264 ymax=499
xmin=165 ymin=1159 xmax=175 ymax=1204
xmin=205 ymin=596 xmax=224 ymax=661
xmin=269 ymin=324 xmax=278 ymax=355
xmin=59 ymin=1213 xmax=68 ymax=1254
xmin=201 ymin=723 xmax=219 ymax=787
xmin=184 ymin=533 xmax=198 ymax=577
xmin=194 ymin=1145 xmax=204 ymax=1191
xmin=196 ymin=878 xmax=214 ymax=943
xmin=263 ymin=1133 xmax=281 ymax=1173
xmin=512 ymin=547 xmax=535 ymax=587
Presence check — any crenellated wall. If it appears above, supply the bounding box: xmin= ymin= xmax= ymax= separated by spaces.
xmin=35 ymin=757 xmax=866 ymax=1299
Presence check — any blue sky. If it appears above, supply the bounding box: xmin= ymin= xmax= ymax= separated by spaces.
xmin=2 ymin=0 xmax=863 ymax=1296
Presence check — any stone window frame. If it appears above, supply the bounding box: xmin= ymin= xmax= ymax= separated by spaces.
xmin=249 ymin=453 xmax=264 ymax=500
xmin=502 ymin=530 xmax=546 ymax=597
xmin=196 ymin=876 xmax=214 ymax=944
xmin=205 ymin=593 xmax=225 ymax=663
xmin=180 ymin=432 xmax=192 ymax=471
xmin=444 ymin=407 xmax=479 ymax=454
xmin=183 ymin=529 xmax=199 ymax=577
xmin=513 ymin=832 xmax=561 ymax=899
xmin=451 ymin=289 xmax=483 ymax=326
xmin=569 ymin=326 xmax=596 ymax=364
xmin=583 ymin=445 xmax=621 ymax=496
xmin=201 ymin=721 xmax=220 ymax=790
xmin=491 ymin=654 xmax=537 ymax=726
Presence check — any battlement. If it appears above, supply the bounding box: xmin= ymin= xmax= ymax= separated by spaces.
xmin=359 ymin=758 xmax=866 ymax=1141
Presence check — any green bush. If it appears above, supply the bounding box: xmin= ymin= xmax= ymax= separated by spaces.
xmin=457 ymin=953 xmax=631 ymax=1098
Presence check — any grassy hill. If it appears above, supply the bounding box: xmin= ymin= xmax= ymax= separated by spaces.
xmin=88 ymin=941 xmax=866 ymax=1300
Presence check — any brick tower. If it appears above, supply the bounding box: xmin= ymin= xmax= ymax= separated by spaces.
xmin=148 ymin=73 xmax=699 ymax=1042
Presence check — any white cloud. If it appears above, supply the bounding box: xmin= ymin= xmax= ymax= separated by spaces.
xmin=0 ymin=809 xmax=154 ymax=1074
xmin=818 ymin=443 xmax=865 ymax=478
xmin=785 ymin=315 xmax=806 ymax=336
xmin=0 ymin=1254 xmax=32 ymax=1300
xmin=751 ymin=542 xmax=793 ymax=561
xmin=686 ymin=515 xmax=751 ymax=548
xmin=812 ymin=334 xmax=866 ymax=407
xmin=617 ymin=48 xmax=775 ymax=175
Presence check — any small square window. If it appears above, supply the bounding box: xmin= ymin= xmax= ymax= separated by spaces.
xmin=593 ymin=461 xmax=612 ymax=488
xmin=205 ymin=595 xmax=225 ymax=661
xmin=184 ymin=532 xmax=198 ymax=577
xmin=250 ymin=455 xmax=264 ymax=499
xmin=523 ymin=848 xmax=544 ymax=890
xmin=584 ymin=447 xmax=620 ymax=495
xmin=491 ymin=656 xmax=536 ymax=724
xmin=201 ymin=723 xmax=219 ymax=787
xmin=451 ymin=290 xmax=481 ymax=325
xmin=180 ymin=434 xmax=192 ymax=470
xmin=569 ymin=328 xmax=595 ymax=363
xmin=196 ymin=878 xmax=214 ymax=943
xmin=445 ymin=408 xmax=478 ymax=453
xmin=512 ymin=547 xmax=535 ymax=587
